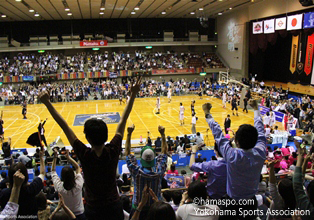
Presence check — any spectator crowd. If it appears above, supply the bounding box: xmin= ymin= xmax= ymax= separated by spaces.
xmin=0 ymin=51 xmax=225 ymax=77
xmin=0 ymin=75 xmax=314 ymax=220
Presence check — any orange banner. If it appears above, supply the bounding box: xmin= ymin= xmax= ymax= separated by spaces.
xmin=290 ymin=35 xmax=299 ymax=74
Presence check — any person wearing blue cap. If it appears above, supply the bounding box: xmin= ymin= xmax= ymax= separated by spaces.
xmin=125 ymin=125 xmax=168 ymax=220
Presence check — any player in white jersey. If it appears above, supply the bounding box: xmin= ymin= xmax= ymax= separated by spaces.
xmin=222 ymin=91 xmax=227 ymax=108
xmin=156 ymin=97 xmax=161 ymax=114
xmin=179 ymin=102 xmax=185 ymax=126
xmin=126 ymin=94 xmax=130 ymax=103
xmin=167 ymin=88 xmax=172 ymax=103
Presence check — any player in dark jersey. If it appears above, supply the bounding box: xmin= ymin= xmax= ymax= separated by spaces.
xmin=119 ymin=94 xmax=125 ymax=105
xmin=0 ymin=111 xmax=4 ymax=141
xmin=191 ymin=100 xmax=196 ymax=116
xmin=198 ymin=88 xmax=203 ymax=100
xmin=231 ymin=95 xmax=238 ymax=116
xmin=22 ymin=101 xmax=27 ymax=119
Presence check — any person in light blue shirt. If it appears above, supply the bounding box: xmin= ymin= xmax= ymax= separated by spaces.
xmin=202 ymin=100 xmax=266 ymax=219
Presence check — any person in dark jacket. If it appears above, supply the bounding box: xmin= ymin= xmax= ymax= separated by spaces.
xmin=224 ymin=115 xmax=231 ymax=134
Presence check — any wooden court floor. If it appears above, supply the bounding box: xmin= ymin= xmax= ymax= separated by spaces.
xmin=1 ymin=95 xmax=258 ymax=149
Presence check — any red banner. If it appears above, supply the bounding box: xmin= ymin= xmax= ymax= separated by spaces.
xmin=79 ymin=40 xmax=107 ymax=47
xmin=305 ymin=34 xmax=314 ymax=75
xmin=152 ymin=68 xmax=195 ymax=75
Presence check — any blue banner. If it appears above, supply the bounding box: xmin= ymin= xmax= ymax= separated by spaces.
xmin=304 ymin=12 xmax=314 ymax=29
xmin=73 ymin=112 xmax=121 ymax=126
xmin=22 ymin=76 xmax=34 ymax=82
xmin=164 ymin=174 xmax=185 ymax=188
xmin=109 ymin=72 xmax=118 ymax=78
xmin=259 ymin=105 xmax=285 ymax=123
xmin=274 ymin=111 xmax=285 ymax=123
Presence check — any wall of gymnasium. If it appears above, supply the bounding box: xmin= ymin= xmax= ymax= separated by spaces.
xmin=217 ymin=7 xmax=249 ymax=78
xmin=217 ymin=0 xmax=314 ymax=79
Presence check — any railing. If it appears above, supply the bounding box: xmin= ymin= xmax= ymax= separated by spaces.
xmin=16 ymin=37 xmax=217 ymax=47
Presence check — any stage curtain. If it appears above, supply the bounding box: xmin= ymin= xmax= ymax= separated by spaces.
xmin=267 ymin=32 xmax=278 ymax=46
xmin=258 ymin=34 xmax=268 ymax=52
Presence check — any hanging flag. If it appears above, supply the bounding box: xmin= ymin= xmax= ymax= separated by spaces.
xmin=304 ymin=12 xmax=314 ymax=29
xmin=253 ymin=21 xmax=263 ymax=34
xmin=287 ymin=14 xmax=303 ymax=31
xmin=296 ymin=33 xmax=305 ymax=74
xmin=264 ymin=19 xmax=275 ymax=34
xmin=290 ymin=35 xmax=299 ymax=74
xmin=305 ymin=34 xmax=314 ymax=75
xmin=276 ymin=17 xmax=287 ymax=30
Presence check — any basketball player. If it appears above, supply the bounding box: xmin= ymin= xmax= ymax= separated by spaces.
xmin=0 ymin=111 xmax=4 ymax=141
xmin=179 ymin=102 xmax=185 ymax=126
xmin=222 ymin=91 xmax=227 ymax=109
xmin=156 ymin=97 xmax=161 ymax=114
xmin=22 ymin=101 xmax=27 ymax=119
xmin=167 ymin=88 xmax=172 ymax=103
xmin=191 ymin=100 xmax=196 ymax=116
xmin=119 ymin=93 xmax=125 ymax=105
xmin=231 ymin=95 xmax=238 ymax=116
xmin=198 ymin=88 xmax=203 ymax=100
xmin=38 ymin=118 xmax=48 ymax=148
xmin=126 ymin=94 xmax=130 ymax=104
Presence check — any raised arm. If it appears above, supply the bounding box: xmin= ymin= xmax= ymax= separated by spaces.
xmin=158 ymin=125 xmax=168 ymax=154
xmin=268 ymin=160 xmax=276 ymax=185
xmin=9 ymin=170 xmax=25 ymax=204
xmin=65 ymin=150 xmax=80 ymax=174
xmin=39 ymin=92 xmax=77 ymax=146
xmin=0 ymin=171 xmax=25 ymax=220
xmin=39 ymin=149 xmax=46 ymax=182
xmin=250 ymin=100 xmax=267 ymax=153
xmin=202 ymin=103 xmax=230 ymax=159
xmin=293 ymin=140 xmax=314 ymax=219
xmin=51 ymin=148 xmax=58 ymax=172
xmin=116 ymin=76 xmax=141 ymax=137
xmin=42 ymin=118 xmax=47 ymax=127
xmin=189 ymin=145 xmax=198 ymax=168
xmin=125 ymin=125 xmax=135 ymax=156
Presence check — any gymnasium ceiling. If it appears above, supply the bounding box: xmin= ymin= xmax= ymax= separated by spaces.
xmin=0 ymin=0 xmax=261 ymax=21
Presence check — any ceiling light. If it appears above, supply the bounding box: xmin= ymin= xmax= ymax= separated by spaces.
xmin=1 ymin=15 xmax=6 ymax=18
xmin=190 ymin=12 xmax=195 ymax=15
xmin=199 ymin=8 xmax=203 ymax=11
xmin=34 ymin=13 xmax=40 ymax=17
xmin=67 ymin=12 xmax=72 ymax=16
xmin=131 ymin=11 xmax=136 ymax=14
xmin=15 ymin=0 xmax=22 ymax=2
xmin=99 ymin=12 xmax=104 ymax=15
xmin=65 ymin=8 xmax=70 ymax=11
xmin=134 ymin=7 xmax=139 ymax=10
xmin=219 ymin=0 xmax=223 ymax=1
xmin=161 ymin=11 xmax=166 ymax=14
xmin=218 ymin=12 xmax=222 ymax=15
xmin=100 ymin=7 xmax=105 ymax=10
xmin=251 ymin=0 xmax=254 ymax=2
xmin=29 ymin=9 xmax=34 ymax=12
xmin=229 ymin=7 xmax=232 ymax=10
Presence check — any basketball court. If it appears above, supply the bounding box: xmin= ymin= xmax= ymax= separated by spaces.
xmin=1 ymin=95 xmax=258 ymax=149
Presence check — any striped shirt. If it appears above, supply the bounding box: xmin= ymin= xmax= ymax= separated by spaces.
xmin=126 ymin=154 xmax=167 ymax=208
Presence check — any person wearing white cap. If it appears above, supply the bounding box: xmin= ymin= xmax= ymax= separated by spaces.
xmin=125 ymin=125 xmax=168 ymax=219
